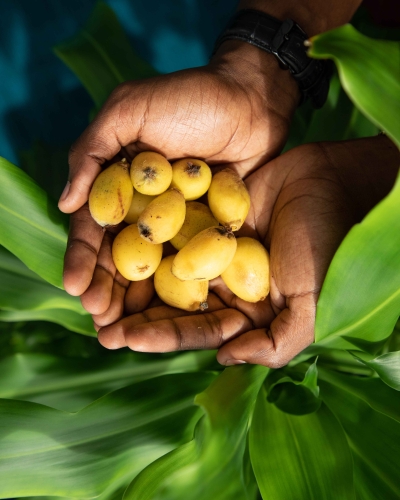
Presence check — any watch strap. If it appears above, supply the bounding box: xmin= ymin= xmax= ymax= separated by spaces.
xmin=212 ymin=9 xmax=333 ymax=108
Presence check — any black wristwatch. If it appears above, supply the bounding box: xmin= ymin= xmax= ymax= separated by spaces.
xmin=212 ymin=9 xmax=333 ymax=109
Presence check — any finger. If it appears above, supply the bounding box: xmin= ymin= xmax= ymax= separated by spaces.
xmin=80 ymin=230 xmax=121 ymax=314
xmin=209 ymin=276 xmax=275 ymax=328
xmin=99 ymin=307 xmax=252 ymax=353
xmin=217 ymin=294 xmax=316 ymax=368
xmin=63 ymin=204 xmax=104 ymax=296
xmin=97 ymin=304 xmax=191 ymax=350
xmin=125 ymin=279 xmax=155 ymax=315
xmin=58 ymin=83 xmax=145 ymax=213
xmin=92 ymin=277 xmax=128 ymax=328
xmin=97 ymin=293 xmax=227 ymax=350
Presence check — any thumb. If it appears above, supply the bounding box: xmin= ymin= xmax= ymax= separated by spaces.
xmin=58 ymin=83 xmax=144 ymax=214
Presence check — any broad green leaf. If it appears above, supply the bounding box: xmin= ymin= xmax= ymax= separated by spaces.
xmin=249 ymin=387 xmax=355 ymax=500
xmin=352 ymin=452 xmax=399 ymax=500
xmin=285 ymin=72 xmax=378 ymax=152
xmin=0 ymin=372 xmax=215 ymax=498
xmin=0 ymin=351 xmax=216 ymax=412
xmin=243 ymin=437 xmax=260 ymax=500
xmin=124 ymin=365 xmax=268 ymax=499
xmin=290 ymin=345 xmax=374 ymax=375
xmin=0 ymin=309 xmax=94 ymax=336
xmin=54 ymin=2 xmax=159 ymax=109
xmin=266 ymin=358 xmax=321 ymax=415
xmin=0 ymin=246 xmax=82 ymax=314
xmin=350 ymin=351 xmax=400 ymax=390
xmin=19 ymin=141 xmax=69 ymax=203
xmin=318 ymin=366 xmax=400 ymax=423
xmin=284 ymin=73 xmax=341 ymax=152
xmin=315 ymin=172 xmax=400 ymax=346
xmin=0 ymin=246 xmax=93 ymax=335
xmin=0 ymin=157 xmax=67 ymax=288
xmin=343 ymin=106 xmax=379 ymax=140
xmin=308 ymin=25 xmax=400 ymax=146
xmin=320 ymin=376 xmax=400 ymax=499
xmin=303 ymin=74 xmax=377 ymax=143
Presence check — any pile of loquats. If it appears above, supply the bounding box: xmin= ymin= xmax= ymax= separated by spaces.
xmin=88 ymin=152 xmax=270 ymax=312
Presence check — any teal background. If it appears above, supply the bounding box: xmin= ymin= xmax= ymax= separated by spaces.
xmin=0 ymin=0 xmax=236 ymax=180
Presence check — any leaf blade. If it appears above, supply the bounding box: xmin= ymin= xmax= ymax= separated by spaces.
xmin=249 ymin=387 xmax=355 ymax=500
xmin=124 ymin=365 xmax=268 ymax=500
xmin=0 ymin=157 xmax=68 ymax=288
xmin=350 ymin=351 xmax=400 ymax=390
xmin=54 ymin=2 xmax=159 ymax=108
xmin=0 ymin=372 xmax=215 ymax=498
xmin=315 ymin=172 xmax=400 ymax=346
xmin=308 ymin=24 xmax=400 ymax=146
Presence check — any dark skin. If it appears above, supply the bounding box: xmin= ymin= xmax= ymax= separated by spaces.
xmin=58 ymin=0 xmax=379 ymax=367
xmin=96 ymin=136 xmax=399 ymax=367
xmin=59 ymin=44 xmax=300 ymax=301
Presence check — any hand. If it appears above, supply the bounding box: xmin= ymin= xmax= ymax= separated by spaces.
xmin=58 ymin=41 xmax=300 ymax=315
xmin=97 ymin=135 xmax=399 ymax=367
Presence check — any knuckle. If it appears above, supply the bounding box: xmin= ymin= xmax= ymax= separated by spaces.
xmin=109 ymin=81 xmax=132 ymax=102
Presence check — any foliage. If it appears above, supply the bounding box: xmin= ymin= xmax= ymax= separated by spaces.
xmin=0 ymin=3 xmax=399 ymax=499
xmin=53 ymin=2 xmax=159 ymax=111
xmin=309 ymin=24 xmax=400 ymax=147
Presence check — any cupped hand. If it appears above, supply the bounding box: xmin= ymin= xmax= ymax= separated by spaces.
xmin=97 ymin=135 xmax=399 ymax=368
xmin=59 ymin=41 xmax=300 ymax=310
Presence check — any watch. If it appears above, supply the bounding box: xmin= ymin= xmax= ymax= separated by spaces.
xmin=212 ymin=9 xmax=333 ymax=108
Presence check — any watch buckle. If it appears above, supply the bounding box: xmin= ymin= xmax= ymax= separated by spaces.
xmin=271 ymin=19 xmax=295 ymax=70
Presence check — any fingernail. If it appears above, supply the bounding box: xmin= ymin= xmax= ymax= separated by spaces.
xmin=224 ymin=359 xmax=247 ymax=366
xmin=59 ymin=181 xmax=71 ymax=202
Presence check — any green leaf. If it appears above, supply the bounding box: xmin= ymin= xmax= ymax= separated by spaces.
xmin=0 ymin=350 xmax=216 ymax=412
xmin=285 ymin=71 xmax=378 ymax=152
xmin=249 ymin=387 xmax=355 ymax=500
xmin=308 ymin=24 xmax=400 ymax=147
xmin=0 ymin=246 xmax=80 ymax=314
xmin=0 ymin=246 xmax=93 ymax=335
xmin=318 ymin=366 xmax=400 ymax=423
xmin=319 ymin=373 xmax=400 ymax=499
xmin=315 ymin=172 xmax=400 ymax=347
xmin=54 ymin=2 xmax=159 ymax=109
xmin=350 ymin=351 xmax=400 ymax=390
xmin=242 ymin=436 xmax=260 ymax=500
xmin=302 ymin=74 xmax=374 ymax=144
xmin=352 ymin=453 xmax=400 ymax=500
xmin=0 ymin=372 xmax=215 ymax=498
xmin=0 ymin=157 xmax=68 ymax=288
xmin=266 ymin=358 xmax=321 ymax=415
xmin=0 ymin=309 xmax=94 ymax=336
xmin=124 ymin=365 xmax=268 ymax=499
xmin=19 ymin=141 xmax=69 ymax=203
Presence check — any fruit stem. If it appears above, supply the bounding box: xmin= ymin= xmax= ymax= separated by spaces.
xmin=138 ymin=223 xmax=152 ymax=241
xmin=143 ymin=166 xmax=157 ymax=180
xmin=216 ymin=225 xmax=235 ymax=238
xmin=185 ymin=161 xmax=201 ymax=177
xmin=119 ymin=158 xmax=129 ymax=170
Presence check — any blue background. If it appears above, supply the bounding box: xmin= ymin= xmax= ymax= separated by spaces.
xmin=0 ymin=0 xmax=236 ymax=180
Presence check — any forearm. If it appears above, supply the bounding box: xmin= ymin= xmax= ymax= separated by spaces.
xmin=238 ymin=0 xmax=363 ymax=36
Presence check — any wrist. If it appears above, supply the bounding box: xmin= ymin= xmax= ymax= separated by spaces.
xmin=210 ymin=39 xmax=300 ymax=123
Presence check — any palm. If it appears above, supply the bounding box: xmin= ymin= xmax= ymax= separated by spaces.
xmin=97 ymin=136 xmax=398 ymax=367
xmin=98 ymin=144 xmax=347 ymax=361
xmin=61 ymin=64 xmax=295 ymax=310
